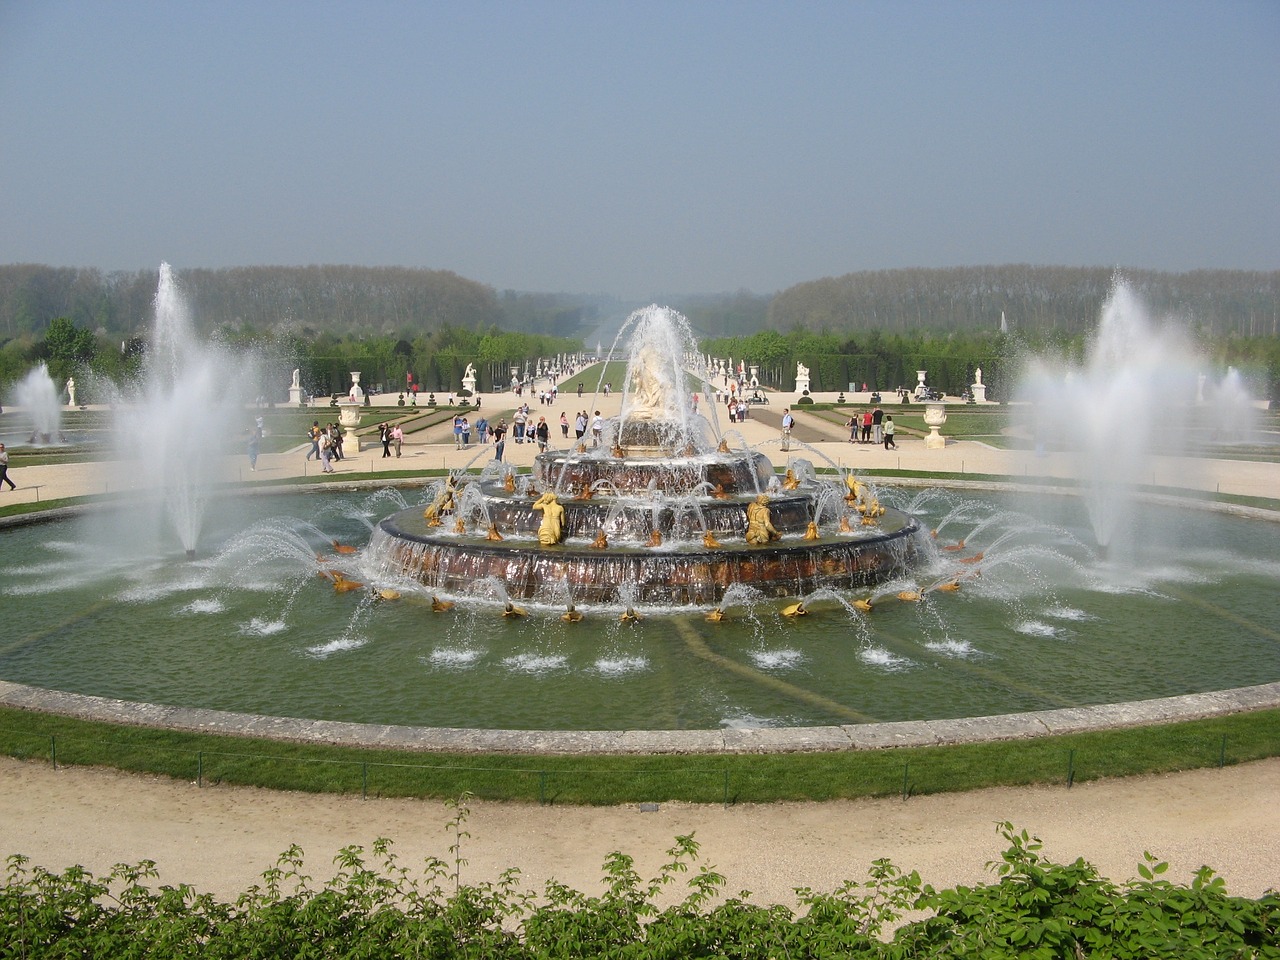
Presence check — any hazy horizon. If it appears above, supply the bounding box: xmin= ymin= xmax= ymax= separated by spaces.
xmin=2 ymin=2 xmax=1277 ymax=300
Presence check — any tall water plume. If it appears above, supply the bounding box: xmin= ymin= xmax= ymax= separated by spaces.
xmin=611 ymin=305 xmax=715 ymax=450
xmin=1017 ymin=277 xmax=1243 ymax=552
xmin=12 ymin=363 xmax=63 ymax=442
xmin=115 ymin=263 xmax=252 ymax=555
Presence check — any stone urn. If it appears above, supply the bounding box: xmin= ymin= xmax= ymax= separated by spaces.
xmin=336 ymin=372 xmax=364 ymax=449
xmin=923 ymin=402 xmax=947 ymax=449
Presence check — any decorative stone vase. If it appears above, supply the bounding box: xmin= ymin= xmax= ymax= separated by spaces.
xmin=924 ymin=402 xmax=947 ymax=449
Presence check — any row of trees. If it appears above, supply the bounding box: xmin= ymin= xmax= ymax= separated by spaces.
xmin=4 ymin=264 xmax=1277 ymax=344
xmin=766 ymin=265 xmax=1280 ymax=338
xmin=0 ymin=317 xmax=581 ymax=407
xmin=3 ymin=263 xmax=1278 ymax=403
xmin=702 ymin=328 xmax=1017 ymax=399
xmin=0 ymin=264 xmax=608 ymax=341
xmin=7 ymin=314 xmax=1276 ymax=408
xmin=703 ymin=326 xmax=1280 ymax=402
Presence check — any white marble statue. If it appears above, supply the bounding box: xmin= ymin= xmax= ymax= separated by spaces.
xmin=628 ymin=345 xmax=667 ymax=419
xmin=66 ymin=377 xmax=76 ymax=407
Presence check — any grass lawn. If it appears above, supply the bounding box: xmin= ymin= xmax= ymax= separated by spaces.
xmin=0 ymin=705 xmax=1276 ymax=804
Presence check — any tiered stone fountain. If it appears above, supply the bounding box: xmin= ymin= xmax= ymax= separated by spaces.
xmin=370 ymin=306 xmax=924 ymax=609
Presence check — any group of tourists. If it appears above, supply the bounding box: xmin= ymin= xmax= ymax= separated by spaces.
xmin=725 ymin=395 xmax=752 ymax=423
xmin=448 ymin=415 xmax=475 ymax=450
xmin=845 ymin=406 xmax=896 ymax=449
xmin=303 ymin=419 xmax=347 ymax=473
xmin=379 ymin=422 xmax=404 ymax=458
xmin=845 ymin=406 xmax=886 ymax=444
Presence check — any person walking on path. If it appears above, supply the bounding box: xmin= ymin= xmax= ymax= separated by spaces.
xmin=391 ymin=424 xmax=404 ymax=458
xmin=246 ymin=425 xmax=261 ymax=471
xmin=380 ymin=423 xmax=392 ymax=458
xmin=591 ymin=411 xmax=604 ymax=448
xmin=872 ymin=404 xmax=884 ymax=445
xmin=318 ymin=428 xmax=335 ymax=473
xmin=781 ymin=408 xmax=794 ymax=451
xmin=305 ymin=421 xmax=321 ymax=460
xmin=492 ymin=419 xmax=507 ymax=461
xmin=883 ymin=415 xmax=896 ymax=450
xmin=0 ymin=443 xmax=16 ymax=490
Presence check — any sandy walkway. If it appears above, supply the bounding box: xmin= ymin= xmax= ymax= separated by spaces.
xmin=2 ymin=755 xmax=1276 ymax=906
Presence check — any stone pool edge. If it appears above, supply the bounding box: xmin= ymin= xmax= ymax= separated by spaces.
xmin=1 ymin=678 xmax=1277 ymax=756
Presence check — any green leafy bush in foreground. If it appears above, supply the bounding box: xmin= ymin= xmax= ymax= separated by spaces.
xmin=3 ymin=814 xmax=1277 ymax=959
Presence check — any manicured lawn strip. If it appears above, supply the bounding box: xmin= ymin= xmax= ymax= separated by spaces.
xmin=1 ymin=706 xmax=1276 ymax=805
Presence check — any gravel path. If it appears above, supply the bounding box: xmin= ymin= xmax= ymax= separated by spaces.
xmin=3 ymin=756 xmax=1276 ymax=906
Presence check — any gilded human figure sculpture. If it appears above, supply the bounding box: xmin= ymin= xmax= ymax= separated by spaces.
xmin=844 ymin=473 xmax=865 ymax=506
xmin=745 ymin=494 xmax=780 ymax=545
xmin=423 ymin=476 xmax=456 ymax=527
xmin=532 ymin=491 xmax=565 ymax=546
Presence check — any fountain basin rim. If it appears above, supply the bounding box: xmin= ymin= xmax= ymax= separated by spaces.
xmin=1 ymin=678 xmax=1277 ymax=755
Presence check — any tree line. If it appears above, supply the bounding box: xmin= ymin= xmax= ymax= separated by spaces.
xmin=0 ymin=264 xmax=605 ymax=341
xmin=701 ymin=326 xmax=1280 ymax=402
xmin=763 ymin=265 xmax=1280 ymax=339
xmin=0 ymin=315 xmax=581 ymax=407
xmin=4 ymin=263 xmax=1276 ymax=343
xmin=3 ymin=262 xmax=1278 ymax=402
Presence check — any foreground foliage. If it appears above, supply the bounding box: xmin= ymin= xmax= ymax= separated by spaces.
xmin=3 ymin=819 xmax=1276 ymax=959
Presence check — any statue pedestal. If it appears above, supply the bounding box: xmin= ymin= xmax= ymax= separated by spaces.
xmin=795 ymin=375 xmax=810 ymax=396
xmin=924 ymin=403 xmax=947 ymax=449
xmin=970 ymin=382 xmax=987 ymax=403
xmin=288 ymin=386 xmax=305 ymax=406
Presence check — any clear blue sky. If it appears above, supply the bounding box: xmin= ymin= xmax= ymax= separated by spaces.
xmin=2 ymin=0 xmax=1276 ymax=299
